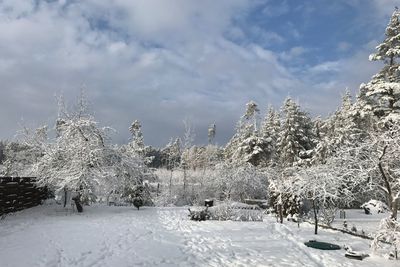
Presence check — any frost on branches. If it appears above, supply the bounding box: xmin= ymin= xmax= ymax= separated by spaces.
xmin=359 ymin=9 xmax=400 ymax=120
xmin=225 ymin=101 xmax=271 ymax=167
xmin=372 ymin=218 xmax=400 ymax=260
xmin=1 ymin=126 xmax=48 ymax=177
xmin=31 ymin=95 xmax=148 ymax=210
xmin=277 ymin=98 xmax=316 ymax=167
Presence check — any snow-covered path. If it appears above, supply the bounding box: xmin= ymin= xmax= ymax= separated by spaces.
xmin=0 ymin=205 xmax=396 ymax=267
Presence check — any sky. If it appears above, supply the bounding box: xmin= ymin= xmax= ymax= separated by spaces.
xmin=0 ymin=0 xmax=398 ymax=147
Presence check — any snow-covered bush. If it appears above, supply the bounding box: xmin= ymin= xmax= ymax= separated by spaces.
xmin=361 ymin=200 xmax=389 ymax=214
xmin=372 ymin=217 xmax=400 ymax=260
xmin=208 ymin=202 xmax=263 ymax=222
xmin=210 ymin=163 xmax=268 ymax=202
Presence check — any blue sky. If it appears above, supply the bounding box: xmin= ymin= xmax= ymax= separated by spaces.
xmin=0 ymin=0 xmax=397 ymax=146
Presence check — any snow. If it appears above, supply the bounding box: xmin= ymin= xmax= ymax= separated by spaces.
xmin=332 ymin=209 xmax=389 ymax=237
xmin=0 ymin=204 xmax=397 ymax=267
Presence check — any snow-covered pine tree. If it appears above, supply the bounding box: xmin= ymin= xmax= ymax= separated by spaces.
xmin=313 ymin=90 xmax=366 ymax=164
xmin=277 ymin=97 xmax=315 ymax=167
xmin=357 ymin=8 xmax=400 ymax=122
xmin=260 ymin=107 xmax=281 ymax=166
xmin=225 ymin=101 xmax=270 ymax=166
xmin=129 ymin=120 xmax=145 ymax=157
xmin=208 ymin=123 xmax=216 ymax=145
xmin=124 ymin=120 xmax=155 ymax=166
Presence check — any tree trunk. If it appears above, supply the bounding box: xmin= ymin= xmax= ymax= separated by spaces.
xmin=378 ymin=145 xmax=395 ymax=215
xmin=278 ymin=204 xmax=283 ymax=224
xmin=169 ymin=170 xmax=173 ymax=199
xmin=312 ymin=199 xmax=318 ymax=235
xmin=63 ymin=188 xmax=67 ymax=208
xmin=183 ymin=166 xmax=187 ymax=196
xmin=391 ymin=198 xmax=398 ymax=220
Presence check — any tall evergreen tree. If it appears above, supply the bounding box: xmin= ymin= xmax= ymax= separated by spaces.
xmin=260 ymin=107 xmax=281 ymax=166
xmin=277 ymin=98 xmax=315 ymax=167
xmin=128 ymin=120 xmax=145 ymax=157
xmin=225 ymin=101 xmax=269 ymax=166
xmin=358 ymin=8 xmax=400 ymax=122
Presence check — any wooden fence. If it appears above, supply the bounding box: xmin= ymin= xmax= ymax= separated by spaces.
xmin=0 ymin=177 xmax=48 ymax=216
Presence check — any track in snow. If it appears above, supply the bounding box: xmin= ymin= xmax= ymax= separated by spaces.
xmin=0 ymin=205 xmax=395 ymax=267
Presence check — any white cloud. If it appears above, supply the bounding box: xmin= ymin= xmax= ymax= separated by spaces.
xmin=280 ymin=46 xmax=307 ymax=61
xmin=0 ymin=0 xmax=391 ymax=146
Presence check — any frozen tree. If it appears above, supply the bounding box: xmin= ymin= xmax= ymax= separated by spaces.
xmin=260 ymin=107 xmax=281 ymax=166
xmin=268 ymin=167 xmax=297 ymax=224
xmin=293 ymin=163 xmax=358 ymax=234
xmin=372 ymin=217 xmax=400 ymax=259
xmin=331 ymin=121 xmax=400 ymax=222
xmin=182 ymin=119 xmax=195 ymax=150
xmin=31 ymin=94 xmax=147 ymax=210
xmin=358 ymin=8 xmax=400 ymax=120
xmin=1 ymin=125 xmax=48 ymax=176
xmin=128 ymin=120 xmax=145 ymax=157
xmin=124 ymin=120 xmax=154 ymax=165
xmin=180 ymin=119 xmax=196 ymax=198
xmin=277 ymin=98 xmax=316 ymax=167
xmin=211 ymin=163 xmax=267 ymax=202
xmin=0 ymin=141 xmax=5 ymax=164
xmin=225 ymin=101 xmax=269 ymax=166
xmin=313 ymin=91 xmax=366 ymax=164
xmin=208 ymin=123 xmax=216 ymax=144
xmin=161 ymin=138 xmax=181 ymax=198
xmin=243 ymin=101 xmax=260 ymax=132
xmin=33 ymin=115 xmax=110 ymax=205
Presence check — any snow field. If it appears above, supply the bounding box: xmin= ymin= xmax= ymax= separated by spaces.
xmin=0 ymin=205 xmax=397 ymax=267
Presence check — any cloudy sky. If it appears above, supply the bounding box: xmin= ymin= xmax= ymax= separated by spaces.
xmin=0 ymin=0 xmax=397 ymax=147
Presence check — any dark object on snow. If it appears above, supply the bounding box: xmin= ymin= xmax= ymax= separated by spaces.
xmin=304 ymin=240 xmax=341 ymax=250
xmin=244 ymin=199 xmax=268 ymax=209
xmin=188 ymin=207 xmax=210 ymax=221
xmin=345 ymin=251 xmax=369 ymax=260
xmin=363 ymin=207 xmax=370 ymax=215
xmin=205 ymin=199 xmax=214 ymax=207
xmin=72 ymin=196 xmax=83 ymax=213
xmin=133 ymin=198 xmax=143 ymax=210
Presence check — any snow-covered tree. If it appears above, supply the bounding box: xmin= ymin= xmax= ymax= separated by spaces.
xmin=128 ymin=120 xmax=145 ymax=156
xmin=313 ymin=91 xmax=366 ymax=164
xmin=208 ymin=123 xmax=216 ymax=145
xmin=268 ymin=167 xmax=298 ymax=223
xmin=0 ymin=140 xmax=5 ymax=164
xmin=357 ymin=8 xmax=400 ymax=121
xmin=211 ymin=163 xmax=268 ymax=202
xmin=293 ymin=163 xmax=358 ymax=234
xmin=1 ymin=125 xmax=48 ymax=176
xmin=31 ymin=94 xmax=147 ymax=210
xmin=277 ymin=98 xmax=316 ymax=167
xmin=372 ymin=217 xmax=400 ymax=259
xmin=260 ymin=107 xmax=281 ymax=166
xmin=225 ymin=101 xmax=270 ymax=166
xmin=162 ymin=138 xmax=181 ymax=170
xmin=123 ymin=120 xmax=154 ymax=165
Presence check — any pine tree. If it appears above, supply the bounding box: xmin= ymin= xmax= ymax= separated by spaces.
xmin=260 ymin=107 xmax=280 ymax=166
xmin=225 ymin=101 xmax=269 ymax=166
xmin=358 ymin=8 xmax=400 ymax=121
xmin=128 ymin=120 xmax=145 ymax=157
xmin=208 ymin=123 xmax=216 ymax=145
xmin=277 ymin=98 xmax=315 ymax=167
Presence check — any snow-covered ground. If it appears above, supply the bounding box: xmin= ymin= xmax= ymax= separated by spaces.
xmin=332 ymin=209 xmax=388 ymax=237
xmin=0 ymin=204 xmax=397 ymax=267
